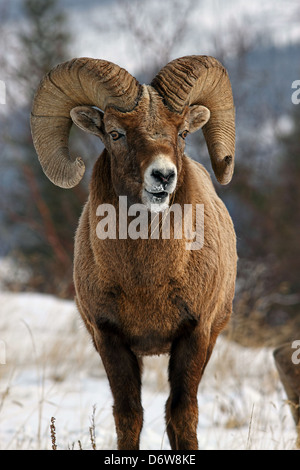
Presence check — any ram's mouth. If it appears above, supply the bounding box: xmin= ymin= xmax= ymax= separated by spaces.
xmin=142 ymin=188 xmax=171 ymax=212
xmin=146 ymin=190 xmax=169 ymax=200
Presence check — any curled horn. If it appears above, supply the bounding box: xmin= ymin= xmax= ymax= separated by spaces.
xmin=31 ymin=58 xmax=141 ymax=188
xmin=151 ymin=55 xmax=235 ymax=184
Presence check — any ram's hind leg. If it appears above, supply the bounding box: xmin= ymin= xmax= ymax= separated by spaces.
xmin=93 ymin=324 xmax=143 ymax=450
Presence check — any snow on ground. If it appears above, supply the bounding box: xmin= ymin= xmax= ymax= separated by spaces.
xmin=0 ymin=288 xmax=297 ymax=450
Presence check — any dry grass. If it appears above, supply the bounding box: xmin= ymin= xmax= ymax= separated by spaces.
xmin=43 ymin=338 xmax=298 ymax=450
xmin=0 ymin=290 xmax=298 ymax=450
xmin=50 ymin=417 xmax=57 ymax=450
xmin=49 ymin=410 xmax=99 ymax=451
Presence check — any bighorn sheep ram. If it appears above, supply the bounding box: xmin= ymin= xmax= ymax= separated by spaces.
xmin=274 ymin=342 xmax=300 ymax=448
xmin=31 ymin=55 xmax=237 ymax=450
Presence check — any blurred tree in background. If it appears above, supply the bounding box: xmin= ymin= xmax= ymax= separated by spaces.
xmin=117 ymin=0 xmax=198 ymax=81
xmin=0 ymin=0 xmax=89 ymax=296
xmin=17 ymin=0 xmax=70 ymax=99
xmin=271 ymin=106 xmax=300 ymax=295
xmin=228 ymin=103 xmax=300 ymax=346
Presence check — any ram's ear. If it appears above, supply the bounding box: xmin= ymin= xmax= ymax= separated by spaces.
xmin=188 ymin=105 xmax=210 ymax=133
xmin=70 ymin=106 xmax=104 ymax=137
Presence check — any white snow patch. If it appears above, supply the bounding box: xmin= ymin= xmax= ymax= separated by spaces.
xmin=0 ymin=289 xmax=297 ymax=450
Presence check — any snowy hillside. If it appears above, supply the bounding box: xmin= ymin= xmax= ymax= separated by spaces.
xmin=0 ymin=289 xmax=297 ymax=450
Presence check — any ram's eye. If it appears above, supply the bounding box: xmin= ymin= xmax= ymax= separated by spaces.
xmin=109 ymin=130 xmax=124 ymax=141
xmin=179 ymin=130 xmax=189 ymax=140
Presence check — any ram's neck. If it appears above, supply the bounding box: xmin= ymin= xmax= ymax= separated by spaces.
xmin=89 ymin=149 xmax=116 ymax=206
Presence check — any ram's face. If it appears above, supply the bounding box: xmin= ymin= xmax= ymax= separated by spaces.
xmin=71 ymin=86 xmax=210 ymax=211
xmin=104 ymin=88 xmax=185 ymax=211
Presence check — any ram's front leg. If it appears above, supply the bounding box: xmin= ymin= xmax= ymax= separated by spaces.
xmin=166 ymin=328 xmax=213 ymax=450
xmin=93 ymin=323 xmax=143 ymax=450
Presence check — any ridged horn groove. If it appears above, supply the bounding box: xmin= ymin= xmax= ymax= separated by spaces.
xmin=31 ymin=58 xmax=141 ymax=188
xmin=151 ymin=55 xmax=235 ymax=184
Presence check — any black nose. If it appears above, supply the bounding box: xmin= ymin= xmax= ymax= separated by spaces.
xmin=151 ymin=169 xmax=175 ymax=187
